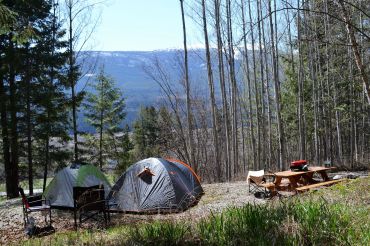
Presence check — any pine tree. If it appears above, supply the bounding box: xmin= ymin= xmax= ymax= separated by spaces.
xmin=132 ymin=106 xmax=160 ymax=159
xmin=115 ymin=124 xmax=134 ymax=175
xmin=0 ymin=0 xmax=68 ymax=198
xmin=83 ymin=68 xmax=126 ymax=169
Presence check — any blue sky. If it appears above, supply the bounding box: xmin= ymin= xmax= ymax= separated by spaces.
xmin=90 ymin=0 xmax=199 ymax=51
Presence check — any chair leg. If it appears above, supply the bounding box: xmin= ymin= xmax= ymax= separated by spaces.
xmin=49 ymin=209 xmax=52 ymax=227
xmin=107 ymin=206 xmax=111 ymax=222
xmin=25 ymin=212 xmax=29 ymax=226
xmin=103 ymin=210 xmax=107 ymax=228
xmin=74 ymin=209 xmax=77 ymax=230
xmin=22 ymin=210 xmax=27 ymax=227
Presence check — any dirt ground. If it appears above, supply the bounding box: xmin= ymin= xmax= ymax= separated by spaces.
xmin=0 ymin=170 xmax=367 ymax=244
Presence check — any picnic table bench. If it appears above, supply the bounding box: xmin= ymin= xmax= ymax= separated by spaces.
xmin=295 ymin=178 xmax=346 ymax=193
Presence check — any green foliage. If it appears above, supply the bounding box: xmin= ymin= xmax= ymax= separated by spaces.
xmin=0 ymin=1 xmax=17 ymax=33
xmin=132 ymin=106 xmax=161 ymax=159
xmin=115 ymin=124 xmax=134 ymax=175
xmin=83 ymin=68 xmax=126 ymax=168
xmin=84 ymin=69 xmax=126 ymax=133
xmin=197 ymin=205 xmax=285 ymax=245
xmin=129 ymin=221 xmax=190 ymax=246
xmin=0 ymin=0 xmax=71 ymax=194
xmin=197 ymin=197 xmax=368 ymax=245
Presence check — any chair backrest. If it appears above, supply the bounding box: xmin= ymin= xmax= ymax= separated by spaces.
xmin=18 ymin=187 xmax=30 ymax=209
xmin=73 ymin=185 xmax=104 ymax=211
xmin=247 ymin=170 xmax=265 ymax=184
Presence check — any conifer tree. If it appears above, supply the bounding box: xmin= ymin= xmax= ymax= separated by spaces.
xmin=133 ymin=106 xmax=160 ymax=159
xmin=83 ymin=69 xmax=126 ymax=169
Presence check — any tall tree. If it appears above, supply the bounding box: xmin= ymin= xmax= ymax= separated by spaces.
xmin=83 ymin=69 xmax=126 ymax=169
xmin=132 ymin=106 xmax=160 ymax=159
xmin=179 ymin=0 xmax=196 ymax=171
xmin=201 ymin=0 xmax=221 ymax=180
xmin=63 ymin=0 xmax=103 ymax=161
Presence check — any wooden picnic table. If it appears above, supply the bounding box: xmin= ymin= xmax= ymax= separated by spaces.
xmin=273 ymin=166 xmax=336 ymax=192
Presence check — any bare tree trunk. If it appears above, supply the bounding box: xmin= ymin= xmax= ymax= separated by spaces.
xmin=261 ymin=0 xmax=272 ymax=169
xmin=226 ymin=0 xmax=238 ymax=178
xmin=201 ymin=0 xmax=221 ymax=180
xmin=215 ymin=0 xmax=230 ymax=179
xmin=180 ymin=0 xmax=196 ymax=171
xmin=335 ymin=0 xmax=370 ymax=104
xmin=306 ymin=1 xmax=320 ymax=165
xmin=240 ymin=0 xmax=256 ymax=171
xmin=268 ymin=0 xmax=285 ymax=170
xmin=67 ymin=3 xmax=79 ymax=161
xmin=324 ymin=0 xmax=334 ymax=163
xmin=257 ymin=0 xmax=266 ymax=167
xmin=248 ymin=0 xmax=261 ymax=170
xmin=297 ymin=0 xmax=306 ymax=160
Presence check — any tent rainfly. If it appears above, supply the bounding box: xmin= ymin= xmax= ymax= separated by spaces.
xmin=109 ymin=157 xmax=204 ymax=213
xmin=44 ymin=163 xmax=111 ymax=208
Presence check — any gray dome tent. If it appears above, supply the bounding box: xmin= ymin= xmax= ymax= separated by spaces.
xmin=44 ymin=163 xmax=111 ymax=208
xmin=109 ymin=157 xmax=204 ymax=212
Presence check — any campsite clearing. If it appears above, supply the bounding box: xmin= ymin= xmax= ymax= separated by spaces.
xmin=0 ymin=172 xmax=368 ymax=245
xmin=0 ymin=181 xmax=265 ymax=244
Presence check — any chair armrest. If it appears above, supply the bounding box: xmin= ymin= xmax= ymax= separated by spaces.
xmin=78 ymin=199 xmax=107 ymax=212
xmin=28 ymin=199 xmax=51 ymax=207
xmin=264 ymin=173 xmax=276 ymax=183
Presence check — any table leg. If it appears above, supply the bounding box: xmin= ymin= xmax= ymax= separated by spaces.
xmin=273 ymin=177 xmax=283 ymax=192
xmin=319 ymin=171 xmax=330 ymax=181
xmin=301 ymin=173 xmax=317 ymax=184
xmin=274 ymin=177 xmax=282 ymax=186
xmin=288 ymin=177 xmax=299 ymax=189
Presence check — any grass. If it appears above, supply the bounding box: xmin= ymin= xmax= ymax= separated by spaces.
xmin=16 ymin=177 xmax=370 ymax=246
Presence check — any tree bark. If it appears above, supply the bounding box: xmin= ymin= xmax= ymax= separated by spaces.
xmin=268 ymin=0 xmax=285 ymax=170
xmin=25 ymin=51 xmax=33 ymax=195
xmin=248 ymin=0 xmax=261 ymax=170
xmin=201 ymin=0 xmax=221 ymax=180
xmin=180 ymin=0 xmax=196 ymax=172
xmin=8 ymin=35 xmax=19 ymax=198
xmin=240 ymin=0 xmax=256 ymax=171
xmin=215 ymin=0 xmax=230 ymax=179
xmin=335 ymin=0 xmax=370 ymax=104
xmin=67 ymin=3 xmax=79 ymax=161
xmin=0 ymin=70 xmax=13 ymax=198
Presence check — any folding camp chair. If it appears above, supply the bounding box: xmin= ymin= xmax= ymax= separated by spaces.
xmin=246 ymin=170 xmax=275 ymax=196
xmin=18 ymin=187 xmax=52 ymax=228
xmin=73 ymin=185 xmax=109 ymax=229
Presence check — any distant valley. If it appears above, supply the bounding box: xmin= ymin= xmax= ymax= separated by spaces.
xmin=76 ymin=49 xmax=247 ymax=133
xmin=77 ymin=49 xmax=210 ymax=132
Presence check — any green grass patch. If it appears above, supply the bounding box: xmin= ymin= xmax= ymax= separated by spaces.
xmin=128 ymin=220 xmax=190 ymax=246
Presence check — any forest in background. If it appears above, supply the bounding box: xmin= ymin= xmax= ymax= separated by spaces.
xmin=0 ymin=0 xmax=369 ymax=198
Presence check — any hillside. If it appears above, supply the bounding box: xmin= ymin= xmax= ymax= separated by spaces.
xmin=77 ymin=50 xmax=212 ymax=131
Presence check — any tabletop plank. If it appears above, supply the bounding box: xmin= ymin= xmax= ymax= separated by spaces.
xmin=274 ymin=166 xmax=335 ymax=178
